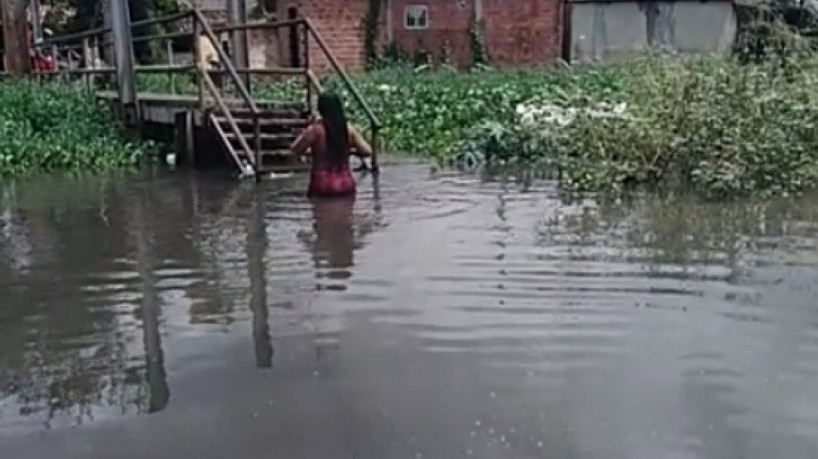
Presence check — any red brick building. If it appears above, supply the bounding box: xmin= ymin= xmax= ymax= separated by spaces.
xmin=273 ymin=0 xmax=563 ymax=71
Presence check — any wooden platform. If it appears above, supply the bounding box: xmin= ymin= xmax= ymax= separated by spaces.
xmin=95 ymin=91 xmax=306 ymax=126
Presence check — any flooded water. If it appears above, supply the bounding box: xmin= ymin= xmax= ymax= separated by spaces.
xmin=1 ymin=163 xmax=818 ymax=459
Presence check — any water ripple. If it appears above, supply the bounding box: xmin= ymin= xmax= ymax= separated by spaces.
xmin=2 ymin=167 xmax=818 ymax=458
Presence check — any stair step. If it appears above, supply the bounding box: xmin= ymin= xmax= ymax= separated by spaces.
xmin=230 ymin=108 xmax=308 ymax=117
xmin=213 ymin=116 xmax=311 ymax=128
xmin=223 ymin=133 xmax=296 ymax=142
xmin=236 ymin=149 xmax=300 ymax=158
xmin=254 ymin=100 xmax=307 ymax=110
xmin=258 ymin=163 xmax=311 ymax=174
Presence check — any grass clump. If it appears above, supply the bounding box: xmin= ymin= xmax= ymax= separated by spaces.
xmin=0 ymin=80 xmax=150 ymax=177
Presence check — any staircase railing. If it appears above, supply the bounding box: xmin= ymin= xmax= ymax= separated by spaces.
xmin=190 ymin=8 xmax=262 ymax=175
xmin=303 ymin=18 xmax=381 ymax=171
xmin=209 ymin=16 xmax=382 ymax=170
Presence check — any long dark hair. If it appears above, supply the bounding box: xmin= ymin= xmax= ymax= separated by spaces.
xmin=318 ymin=92 xmax=349 ymax=165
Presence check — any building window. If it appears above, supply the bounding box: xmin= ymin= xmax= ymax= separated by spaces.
xmin=405 ymin=5 xmax=429 ymax=30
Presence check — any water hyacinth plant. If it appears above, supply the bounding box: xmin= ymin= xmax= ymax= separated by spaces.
xmin=0 ymin=80 xmax=151 ymax=177
xmin=452 ymin=53 xmax=818 ymax=197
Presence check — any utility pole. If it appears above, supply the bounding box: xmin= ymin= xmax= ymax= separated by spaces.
xmin=227 ymin=0 xmax=250 ymax=90
xmin=1 ymin=0 xmax=31 ymax=75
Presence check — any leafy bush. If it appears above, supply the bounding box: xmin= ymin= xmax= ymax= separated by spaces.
xmin=456 ymin=54 xmax=818 ymax=197
xmin=0 ymin=80 xmax=150 ymax=176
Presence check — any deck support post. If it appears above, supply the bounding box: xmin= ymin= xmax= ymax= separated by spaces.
xmin=109 ymin=0 xmax=139 ymax=125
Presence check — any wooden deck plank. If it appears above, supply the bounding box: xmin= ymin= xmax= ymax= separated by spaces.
xmin=97 ymin=90 xmax=240 ymax=107
xmin=96 ymin=91 xmax=305 ymax=109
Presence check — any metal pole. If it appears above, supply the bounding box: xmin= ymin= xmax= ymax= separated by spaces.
xmin=193 ymin=15 xmax=204 ymax=110
xmin=81 ymin=37 xmax=92 ymax=91
xmin=303 ymin=23 xmax=310 ymax=109
xmin=166 ymin=39 xmax=174 ymax=93
xmin=227 ymin=0 xmax=250 ymax=90
xmin=109 ymin=0 xmax=138 ymax=124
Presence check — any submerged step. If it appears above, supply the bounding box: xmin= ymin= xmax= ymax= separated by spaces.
xmin=229 ymin=107 xmax=308 ymax=118
xmin=212 ymin=116 xmax=310 ymax=128
xmin=223 ymin=133 xmax=297 ymax=142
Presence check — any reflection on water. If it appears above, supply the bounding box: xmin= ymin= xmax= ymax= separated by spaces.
xmin=1 ymin=166 xmax=818 ymax=458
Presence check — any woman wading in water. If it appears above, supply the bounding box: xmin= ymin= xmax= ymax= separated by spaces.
xmin=290 ymin=93 xmax=374 ymax=198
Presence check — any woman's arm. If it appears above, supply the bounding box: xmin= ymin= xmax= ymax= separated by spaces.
xmin=348 ymin=124 xmax=372 ymax=158
xmin=290 ymin=124 xmax=316 ymax=157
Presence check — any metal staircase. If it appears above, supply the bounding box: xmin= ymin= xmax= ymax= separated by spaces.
xmin=189 ymin=10 xmax=381 ymax=180
xmin=209 ymin=102 xmax=312 ymax=176
xmin=25 ymin=6 xmax=381 ymax=180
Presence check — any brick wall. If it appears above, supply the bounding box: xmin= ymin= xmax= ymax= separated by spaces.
xmin=276 ymin=0 xmax=380 ymax=73
xmin=389 ymin=0 xmax=562 ymax=67
xmin=193 ymin=7 xmax=283 ymax=72
xmin=267 ymin=0 xmax=562 ymax=72
xmin=481 ymin=0 xmax=562 ymax=64
xmin=390 ymin=0 xmax=472 ymax=67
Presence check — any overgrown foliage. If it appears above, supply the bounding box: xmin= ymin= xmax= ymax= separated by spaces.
xmin=453 ymin=52 xmax=818 ymax=197
xmin=316 ymin=66 xmax=624 ymax=160
xmin=0 ymin=80 xmax=150 ymax=176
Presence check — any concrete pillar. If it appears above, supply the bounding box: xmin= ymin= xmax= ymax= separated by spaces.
xmin=30 ymin=0 xmax=42 ymax=44
xmin=1 ymin=0 xmax=31 ymax=75
xmin=227 ymin=0 xmax=251 ymax=90
xmin=386 ymin=0 xmax=393 ymax=42
xmin=109 ymin=0 xmax=138 ymax=124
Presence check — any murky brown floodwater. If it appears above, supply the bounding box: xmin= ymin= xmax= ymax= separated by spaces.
xmin=1 ymin=163 xmax=818 ymax=459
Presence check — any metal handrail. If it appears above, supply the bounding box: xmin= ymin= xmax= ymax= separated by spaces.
xmin=37 ymin=26 xmax=111 ymax=48
xmin=131 ymin=10 xmax=193 ymax=29
xmin=302 ymin=18 xmax=381 ymax=169
xmin=134 ymin=64 xmax=195 ymax=73
xmin=304 ymin=18 xmax=381 ymax=130
xmin=212 ymin=18 xmax=303 ymax=34
xmin=190 ymin=8 xmax=261 ymax=175
xmin=132 ymin=30 xmax=190 ymax=44
xmin=192 ymin=8 xmax=258 ymax=114
xmin=306 ymin=69 xmax=324 ymax=92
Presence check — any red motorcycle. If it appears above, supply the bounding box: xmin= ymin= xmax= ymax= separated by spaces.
xmin=27 ymin=24 xmax=56 ymax=73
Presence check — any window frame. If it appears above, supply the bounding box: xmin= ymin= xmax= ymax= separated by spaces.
xmin=404 ymin=4 xmax=430 ymax=30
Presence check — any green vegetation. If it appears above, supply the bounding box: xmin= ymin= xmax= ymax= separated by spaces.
xmin=0 ymin=80 xmax=150 ymax=176
xmin=451 ymin=53 xmax=818 ymax=197
xmin=136 ymin=48 xmax=818 ymax=198
xmin=258 ymin=50 xmax=818 ymax=197
xmin=254 ymin=66 xmax=623 ymax=158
